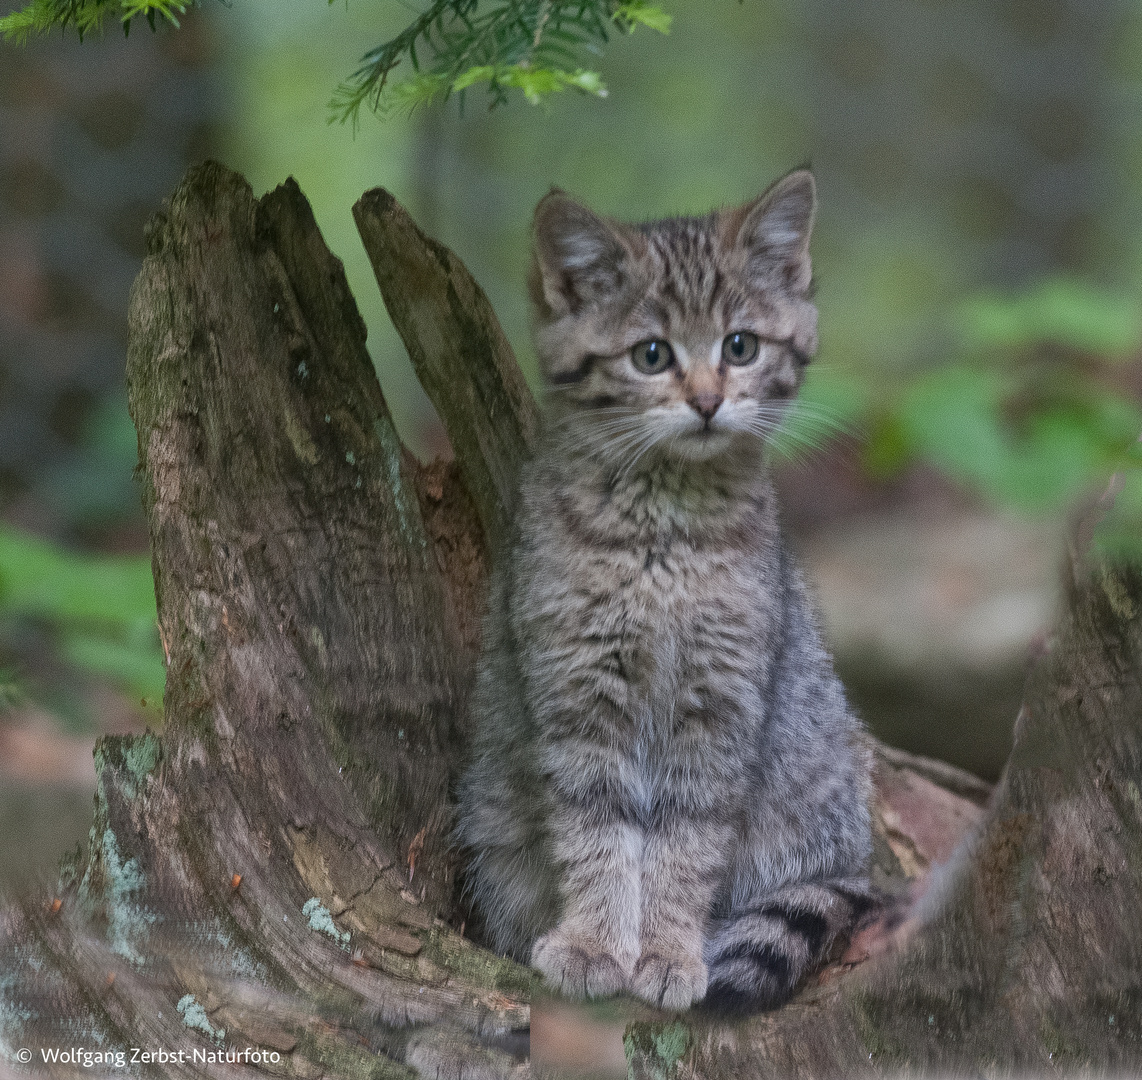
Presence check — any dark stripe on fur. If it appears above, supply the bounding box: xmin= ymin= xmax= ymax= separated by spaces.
xmin=551 ymin=354 xmax=597 ymax=385
xmin=829 ymin=884 xmax=878 ymax=920
xmin=709 ymin=941 xmax=792 ymax=985
xmin=704 ymin=942 xmax=795 ymax=1013
xmin=757 ymin=906 xmax=829 ymax=957
xmin=788 ymin=342 xmax=811 ymax=367
xmin=705 ymin=266 xmax=724 ymax=318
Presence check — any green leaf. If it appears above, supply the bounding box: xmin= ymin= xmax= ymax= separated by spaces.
xmin=0 ymin=525 xmax=164 ymax=702
xmin=388 ymin=62 xmax=607 ymax=111
xmin=862 ymin=411 xmax=914 ymax=479
xmin=1 ymin=0 xmax=189 ymax=42
xmin=0 ymin=1 xmax=57 ymax=44
xmin=382 ymin=71 xmax=453 ymax=111
xmin=0 ymin=526 xmax=165 ymax=704
xmin=332 ymin=1 xmax=670 ymax=123
xmin=451 ymin=63 xmax=498 ymax=92
xmin=959 ymin=277 xmax=1142 ymax=358
xmin=895 ymin=364 xmax=1142 ymax=513
xmin=495 ymin=63 xmax=608 ymax=104
xmin=613 ymin=2 xmax=672 ymax=33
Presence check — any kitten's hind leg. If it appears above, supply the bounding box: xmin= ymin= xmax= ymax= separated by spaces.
xmin=703 ymin=878 xmax=876 ymax=1012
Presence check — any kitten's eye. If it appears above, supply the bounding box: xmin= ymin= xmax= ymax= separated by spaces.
xmin=631 ymin=339 xmax=676 ymax=375
xmin=722 ymin=331 xmax=760 ymax=366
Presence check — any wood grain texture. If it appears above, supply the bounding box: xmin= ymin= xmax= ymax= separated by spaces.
xmin=353 ymin=187 xmax=539 ymax=556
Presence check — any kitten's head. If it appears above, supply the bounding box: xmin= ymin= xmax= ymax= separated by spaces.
xmin=529 ymin=170 xmax=819 ymax=466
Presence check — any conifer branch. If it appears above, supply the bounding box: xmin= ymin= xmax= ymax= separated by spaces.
xmin=330 ymin=0 xmax=672 ymax=122
xmin=0 ymin=0 xmax=672 ymax=117
xmin=0 ymin=0 xmax=196 ymax=42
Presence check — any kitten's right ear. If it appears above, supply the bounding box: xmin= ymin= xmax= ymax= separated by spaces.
xmin=529 ymin=189 xmax=635 ymax=318
xmin=729 ymin=169 xmax=817 ymax=295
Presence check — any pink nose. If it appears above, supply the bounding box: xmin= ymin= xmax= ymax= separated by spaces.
xmin=689 ymin=392 xmax=723 ymax=421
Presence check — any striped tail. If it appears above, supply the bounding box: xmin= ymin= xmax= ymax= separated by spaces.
xmin=703 ymin=878 xmax=876 ymax=1011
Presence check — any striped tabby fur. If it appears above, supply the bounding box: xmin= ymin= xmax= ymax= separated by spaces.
xmin=457 ymin=170 xmax=873 ymax=1011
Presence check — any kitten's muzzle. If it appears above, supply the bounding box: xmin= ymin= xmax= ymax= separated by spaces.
xmin=689 ymin=392 xmax=724 ymax=423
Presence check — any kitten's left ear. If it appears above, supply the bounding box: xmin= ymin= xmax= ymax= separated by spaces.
xmin=729 ymin=169 xmax=816 ymax=295
xmin=530 ymin=189 xmax=640 ymax=318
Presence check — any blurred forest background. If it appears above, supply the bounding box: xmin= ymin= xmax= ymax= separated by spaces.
xmin=1 ymin=0 xmax=1141 ymax=892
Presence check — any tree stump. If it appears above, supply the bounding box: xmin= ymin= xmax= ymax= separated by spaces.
xmin=1 ymin=162 xmax=1138 ymax=1079
xmin=3 ymin=162 xmax=532 ymax=1080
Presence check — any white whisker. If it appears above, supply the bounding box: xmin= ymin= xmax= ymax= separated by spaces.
xmin=764 ymin=399 xmax=858 ymax=463
xmin=614 ymin=428 xmax=666 ymax=483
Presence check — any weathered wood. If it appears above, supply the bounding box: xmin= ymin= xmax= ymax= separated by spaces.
xmin=353 ymin=188 xmax=540 ymax=555
xmin=1 ymin=162 xmax=528 ymax=1080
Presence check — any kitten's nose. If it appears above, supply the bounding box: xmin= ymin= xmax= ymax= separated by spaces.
xmin=689 ymin=392 xmax=723 ymax=421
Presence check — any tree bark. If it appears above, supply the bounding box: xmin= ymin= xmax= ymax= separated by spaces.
xmin=1 ymin=161 xmax=1138 ymax=1079
xmin=351 ymin=188 xmax=539 ymax=556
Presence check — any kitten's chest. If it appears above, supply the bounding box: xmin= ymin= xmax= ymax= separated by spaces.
xmin=516 ymin=462 xmax=783 ymax=730
xmin=533 ymin=524 xmax=778 ymax=731
xmin=607 ymin=539 xmax=770 ymax=679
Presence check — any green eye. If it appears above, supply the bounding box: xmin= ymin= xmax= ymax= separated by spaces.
xmin=631 ymin=339 xmax=675 ymax=375
xmin=723 ymin=331 xmax=760 ymax=366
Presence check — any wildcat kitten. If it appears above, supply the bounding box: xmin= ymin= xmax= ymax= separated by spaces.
xmin=457 ymin=170 xmax=873 ymax=1011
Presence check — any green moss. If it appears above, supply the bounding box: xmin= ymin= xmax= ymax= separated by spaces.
xmin=417 ymin=927 xmax=535 ymax=998
xmin=623 ymin=1020 xmax=692 ymax=1080
xmin=295 ymin=1029 xmax=418 ymax=1080
xmin=848 ymin=991 xmax=911 ymax=1066
xmin=1039 ymin=1015 xmax=1084 ymax=1066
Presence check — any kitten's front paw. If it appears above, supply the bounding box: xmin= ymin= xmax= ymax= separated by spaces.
xmin=531 ymin=926 xmax=630 ymax=999
xmin=631 ymin=951 xmax=708 ymax=1010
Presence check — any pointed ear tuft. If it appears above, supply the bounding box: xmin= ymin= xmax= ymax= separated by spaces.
xmin=733 ymin=169 xmax=816 ymax=295
xmin=530 ymin=189 xmax=633 ymax=317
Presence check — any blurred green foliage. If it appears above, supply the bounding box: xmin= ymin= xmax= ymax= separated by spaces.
xmin=42 ymin=395 xmax=144 ymax=533
xmin=0 ymin=525 xmax=164 ymax=708
xmin=864 ymin=281 xmax=1142 ymax=550
xmin=0 ymin=667 xmax=20 ymax=710
xmin=960 ymin=280 xmax=1142 ymax=359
